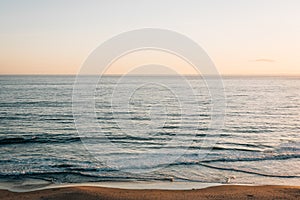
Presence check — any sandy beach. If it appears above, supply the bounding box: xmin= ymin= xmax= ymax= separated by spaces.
xmin=1 ymin=185 xmax=300 ymax=200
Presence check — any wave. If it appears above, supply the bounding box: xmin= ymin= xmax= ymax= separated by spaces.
xmin=199 ymin=163 xmax=300 ymax=178
xmin=0 ymin=134 xmax=170 ymax=146
xmin=0 ymin=136 xmax=81 ymax=145
xmin=0 ymin=171 xmax=169 ymax=183
xmin=0 ymin=101 xmax=70 ymax=108
xmin=218 ymin=142 xmax=273 ymax=149
xmin=201 ymin=154 xmax=300 ymax=163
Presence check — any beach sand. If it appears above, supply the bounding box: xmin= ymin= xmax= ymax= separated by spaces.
xmin=1 ymin=185 xmax=300 ymax=200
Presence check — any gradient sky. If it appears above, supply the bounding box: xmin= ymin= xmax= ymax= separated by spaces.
xmin=0 ymin=0 xmax=299 ymax=75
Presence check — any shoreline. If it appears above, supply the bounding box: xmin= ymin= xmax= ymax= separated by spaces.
xmin=2 ymin=179 xmax=299 ymax=193
xmin=1 ymin=185 xmax=300 ymax=200
xmin=0 ymin=180 xmax=222 ymax=193
xmin=1 ymin=179 xmax=300 ymax=192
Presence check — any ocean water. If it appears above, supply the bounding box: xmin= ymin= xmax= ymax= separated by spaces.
xmin=0 ymin=75 xmax=299 ymax=188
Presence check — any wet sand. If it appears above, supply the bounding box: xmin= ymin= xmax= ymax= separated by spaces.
xmin=1 ymin=185 xmax=300 ymax=200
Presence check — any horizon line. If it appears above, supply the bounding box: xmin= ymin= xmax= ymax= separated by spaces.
xmin=1 ymin=73 xmax=300 ymax=77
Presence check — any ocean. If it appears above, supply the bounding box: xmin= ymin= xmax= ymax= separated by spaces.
xmin=0 ymin=75 xmax=299 ymax=189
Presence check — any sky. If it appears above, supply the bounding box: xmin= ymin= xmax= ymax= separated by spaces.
xmin=0 ymin=0 xmax=299 ymax=75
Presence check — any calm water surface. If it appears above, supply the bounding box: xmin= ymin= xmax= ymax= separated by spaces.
xmin=0 ymin=76 xmax=299 ymax=187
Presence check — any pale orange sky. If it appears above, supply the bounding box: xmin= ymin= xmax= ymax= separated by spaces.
xmin=0 ymin=0 xmax=299 ymax=75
